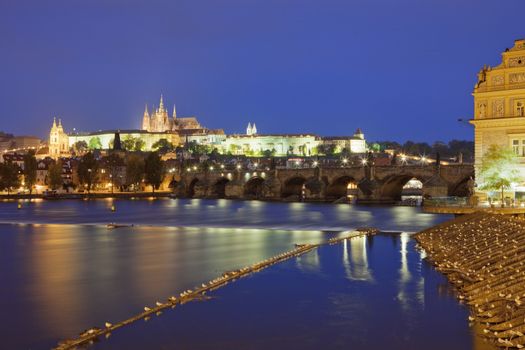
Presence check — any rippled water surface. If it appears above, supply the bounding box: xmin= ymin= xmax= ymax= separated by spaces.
xmin=0 ymin=199 xmax=492 ymax=349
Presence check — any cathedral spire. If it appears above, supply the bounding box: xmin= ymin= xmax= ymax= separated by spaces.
xmin=144 ymin=104 xmax=149 ymax=116
xmin=172 ymin=104 xmax=177 ymax=119
xmin=159 ymin=94 xmax=164 ymax=111
xmin=52 ymin=117 xmax=57 ymax=128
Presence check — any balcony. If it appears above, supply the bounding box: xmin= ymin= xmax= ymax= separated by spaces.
xmin=475 ymin=82 xmax=525 ymax=93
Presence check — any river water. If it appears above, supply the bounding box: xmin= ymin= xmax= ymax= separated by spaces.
xmin=0 ymin=199 xmax=493 ymax=349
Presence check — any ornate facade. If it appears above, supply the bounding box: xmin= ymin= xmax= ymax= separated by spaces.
xmin=49 ymin=118 xmax=69 ymax=159
xmin=471 ymin=39 xmax=525 ymax=190
xmin=141 ymin=95 xmax=203 ymax=132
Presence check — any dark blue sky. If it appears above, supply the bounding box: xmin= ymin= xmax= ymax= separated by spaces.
xmin=1 ymin=0 xmax=524 ymax=142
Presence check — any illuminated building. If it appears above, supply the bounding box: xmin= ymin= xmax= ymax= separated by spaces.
xmin=470 ymin=39 xmax=525 ymax=195
xmin=49 ymin=118 xmax=69 ymax=159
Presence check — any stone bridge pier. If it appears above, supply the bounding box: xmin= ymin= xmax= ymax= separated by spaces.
xmin=172 ymin=164 xmax=474 ymax=203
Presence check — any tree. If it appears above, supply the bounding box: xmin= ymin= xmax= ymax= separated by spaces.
xmin=102 ymin=153 xmax=124 ymax=193
xmin=187 ymin=141 xmax=211 ymax=156
xmin=122 ymin=136 xmax=145 ymax=152
xmin=478 ymin=144 xmax=521 ymax=205
xmin=126 ymin=154 xmax=145 ymax=192
xmin=48 ymin=160 xmax=63 ymax=190
xmin=152 ymin=138 xmax=175 ymax=154
xmin=23 ymin=151 xmax=37 ymax=195
xmin=134 ymin=138 xmax=145 ymax=152
xmin=262 ymin=149 xmax=276 ymax=157
xmin=72 ymin=140 xmax=88 ymax=154
xmin=0 ymin=162 xmax=20 ymax=194
xmin=368 ymin=143 xmax=381 ymax=152
xmin=144 ymin=152 xmax=163 ymax=193
xmin=77 ymin=152 xmax=99 ymax=193
xmin=88 ymin=137 xmax=102 ymax=150
xmin=229 ymin=144 xmax=241 ymax=155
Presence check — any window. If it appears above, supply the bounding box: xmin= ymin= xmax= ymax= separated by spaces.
xmin=512 ymin=139 xmax=520 ymax=155
xmin=515 ymin=100 xmax=525 ymax=116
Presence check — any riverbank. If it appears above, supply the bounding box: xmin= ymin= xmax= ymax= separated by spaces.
xmin=415 ymin=213 xmax=525 ymax=349
xmin=0 ymin=191 xmax=172 ymax=200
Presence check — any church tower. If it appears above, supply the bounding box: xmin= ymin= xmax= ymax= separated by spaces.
xmin=142 ymin=105 xmax=150 ymax=131
xmin=151 ymin=94 xmax=170 ymax=132
xmin=49 ymin=117 xmax=69 ymax=159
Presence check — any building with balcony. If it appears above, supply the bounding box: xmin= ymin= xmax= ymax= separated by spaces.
xmin=470 ymin=38 xmax=525 ymax=197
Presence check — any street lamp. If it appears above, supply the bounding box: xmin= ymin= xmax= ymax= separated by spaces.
xmin=109 ymin=174 xmax=113 ymax=194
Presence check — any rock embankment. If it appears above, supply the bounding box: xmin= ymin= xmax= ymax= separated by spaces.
xmin=415 ymin=213 xmax=525 ymax=349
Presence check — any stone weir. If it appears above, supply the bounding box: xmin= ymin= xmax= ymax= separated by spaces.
xmin=415 ymin=213 xmax=525 ymax=349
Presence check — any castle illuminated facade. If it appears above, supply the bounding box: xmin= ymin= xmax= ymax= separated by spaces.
xmin=141 ymin=95 xmax=203 ymax=132
xmin=47 ymin=94 xmax=367 ymax=157
xmin=470 ymin=38 xmax=525 ymax=193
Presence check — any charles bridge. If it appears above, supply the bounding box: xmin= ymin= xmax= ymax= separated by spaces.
xmin=170 ymin=163 xmax=474 ymax=203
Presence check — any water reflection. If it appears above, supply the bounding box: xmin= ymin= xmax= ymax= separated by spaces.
xmin=343 ymin=237 xmax=373 ymax=281
xmin=296 ymin=248 xmax=321 ymax=272
xmin=90 ymin=235 xmax=488 ymax=350
xmin=0 ymin=198 xmax=453 ymax=232
xmin=0 ymin=200 xmax=468 ymax=349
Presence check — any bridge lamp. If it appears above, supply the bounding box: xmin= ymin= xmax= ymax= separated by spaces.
xmin=237 ymin=164 xmax=242 ymax=170
xmin=254 ymin=163 xmax=259 ymax=167
xmin=209 ymin=166 xmax=214 ymax=171
xmin=220 ymin=164 xmax=225 ymax=169
xmin=361 ymin=158 xmax=367 ymax=165
xmin=400 ymin=154 xmax=407 ymax=162
xmin=313 ymin=161 xmax=318 ymax=167
xmin=342 ymin=158 xmax=348 ymax=164
xmin=193 ymin=166 xmax=197 ymax=170
xmin=186 ymin=168 xmax=191 ymax=172
xmin=421 ymin=156 xmax=427 ymax=163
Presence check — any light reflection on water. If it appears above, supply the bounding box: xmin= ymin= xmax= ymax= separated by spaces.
xmin=90 ymin=235 xmax=493 ymax=350
xmin=0 ymin=198 xmax=451 ymax=231
xmin=0 ymin=199 xmax=493 ymax=349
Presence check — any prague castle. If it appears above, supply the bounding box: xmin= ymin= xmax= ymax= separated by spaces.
xmin=48 ymin=94 xmax=367 ymax=158
xmin=471 ymin=38 xmax=525 ymax=194
xmin=141 ymin=95 xmax=203 ymax=133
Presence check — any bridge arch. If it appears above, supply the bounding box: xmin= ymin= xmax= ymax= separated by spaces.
xmin=244 ymin=176 xmax=265 ymax=198
xmin=326 ymin=176 xmax=358 ymax=199
xmin=281 ymin=176 xmax=307 ymax=198
xmin=449 ymin=176 xmax=472 ymax=197
xmin=187 ymin=178 xmax=200 ymax=198
xmin=381 ymin=175 xmax=426 ymax=201
xmin=168 ymin=178 xmax=178 ymax=190
xmin=212 ymin=177 xmax=230 ymax=198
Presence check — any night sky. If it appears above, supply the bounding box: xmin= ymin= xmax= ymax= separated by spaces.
xmin=1 ymin=0 xmax=524 ymax=142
